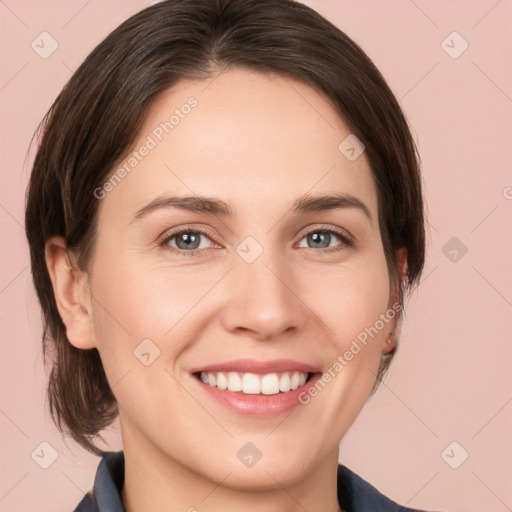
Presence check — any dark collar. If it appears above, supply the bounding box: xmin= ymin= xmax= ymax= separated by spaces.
xmin=73 ymin=450 xmax=429 ymax=512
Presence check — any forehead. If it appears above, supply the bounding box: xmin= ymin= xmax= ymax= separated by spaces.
xmin=97 ymin=68 xmax=378 ymax=226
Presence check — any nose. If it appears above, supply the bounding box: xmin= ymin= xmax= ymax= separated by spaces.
xmin=219 ymin=249 xmax=307 ymax=341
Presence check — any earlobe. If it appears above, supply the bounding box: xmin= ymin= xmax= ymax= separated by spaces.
xmin=396 ymin=246 xmax=408 ymax=276
xmin=382 ymin=331 xmax=396 ymax=355
xmin=45 ymin=235 xmax=97 ymax=350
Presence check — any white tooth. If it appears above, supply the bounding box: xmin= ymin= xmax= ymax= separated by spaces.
xmin=242 ymin=373 xmax=261 ymax=394
xmin=261 ymin=373 xmax=280 ymax=395
xmin=279 ymin=373 xmax=291 ymax=392
xmin=216 ymin=372 xmax=228 ymax=390
xmin=227 ymin=372 xmax=242 ymax=392
xmin=290 ymin=372 xmax=300 ymax=390
xmin=202 ymin=370 xmax=307 ymax=393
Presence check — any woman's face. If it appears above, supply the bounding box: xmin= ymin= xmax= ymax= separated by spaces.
xmin=73 ymin=68 xmax=401 ymax=487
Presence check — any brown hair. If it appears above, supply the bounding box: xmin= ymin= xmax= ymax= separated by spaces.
xmin=25 ymin=0 xmax=425 ymax=455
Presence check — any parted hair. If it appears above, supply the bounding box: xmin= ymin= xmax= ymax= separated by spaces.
xmin=25 ymin=0 xmax=426 ymax=455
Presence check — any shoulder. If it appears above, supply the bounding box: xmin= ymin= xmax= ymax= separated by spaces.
xmin=337 ymin=464 xmax=442 ymax=512
xmin=72 ymin=489 xmax=98 ymax=512
xmin=72 ymin=451 xmax=125 ymax=512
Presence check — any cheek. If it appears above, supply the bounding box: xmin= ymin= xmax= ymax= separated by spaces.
xmin=91 ymin=241 xmax=207 ymax=330
xmin=287 ymin=255 xmax=392 ymax=445
xmin=314 ymin=257 xmax=391 ymax=346
xmin=305 ymin=252 xmax=392 ymax=410
xmin=87 ymin=245 xmax=226 ymax=380
xmin=87 ymin=251 xmax=182 ymax=379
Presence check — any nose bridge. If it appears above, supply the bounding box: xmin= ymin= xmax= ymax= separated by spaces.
xmin=221 ymin=238 xmax=304 ymax=339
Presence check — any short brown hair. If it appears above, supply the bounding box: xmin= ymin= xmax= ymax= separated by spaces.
xmin=25 ymin=0 xmax=425 ymax=455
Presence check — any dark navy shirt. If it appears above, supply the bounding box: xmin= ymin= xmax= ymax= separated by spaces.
xmin=73 ymin=451 xmax=436 ymax=512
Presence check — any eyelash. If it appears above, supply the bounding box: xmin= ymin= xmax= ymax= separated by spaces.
xmin=158 ymin=224 xmax=354 ymax=257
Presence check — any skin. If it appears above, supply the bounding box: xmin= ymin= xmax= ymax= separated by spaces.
xmin=46 ymin=68 xmax=407 ymax=512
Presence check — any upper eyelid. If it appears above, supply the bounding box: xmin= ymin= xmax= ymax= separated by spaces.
xmin=158 ymin=224 xmax=218 ymax=245
xmin=160 ymin=224 xmax=353 ymax=247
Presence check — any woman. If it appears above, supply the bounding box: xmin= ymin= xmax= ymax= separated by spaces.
xmin=25 ymin=0 xmax=436 ymax=510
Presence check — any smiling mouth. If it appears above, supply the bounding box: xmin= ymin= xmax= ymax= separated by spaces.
xmin=193 ymin=370 xmax=317 ymax=395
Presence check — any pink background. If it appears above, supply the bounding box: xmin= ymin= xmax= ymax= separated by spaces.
xmin=1 ymin=1 xmax=511 ymax=510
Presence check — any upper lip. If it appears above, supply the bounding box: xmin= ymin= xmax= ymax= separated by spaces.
xmin=190 ymin=358 xmax=321 ymax=375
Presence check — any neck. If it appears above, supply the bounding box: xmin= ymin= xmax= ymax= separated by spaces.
xmin=120 ymin=421 xmax=344 ymax=512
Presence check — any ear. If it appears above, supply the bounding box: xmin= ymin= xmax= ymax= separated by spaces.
xmin=45 ymin=235 xmax=97 ymax=349
xmin=382 ymin=246 xmax=408 ymax=355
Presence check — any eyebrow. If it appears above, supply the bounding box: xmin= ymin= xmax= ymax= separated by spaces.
xmin=129 ymin=192 xmax=373 ymax=224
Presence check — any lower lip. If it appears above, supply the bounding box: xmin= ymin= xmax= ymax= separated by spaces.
xmin=191 ymin=373 xmax=322 ymax=418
